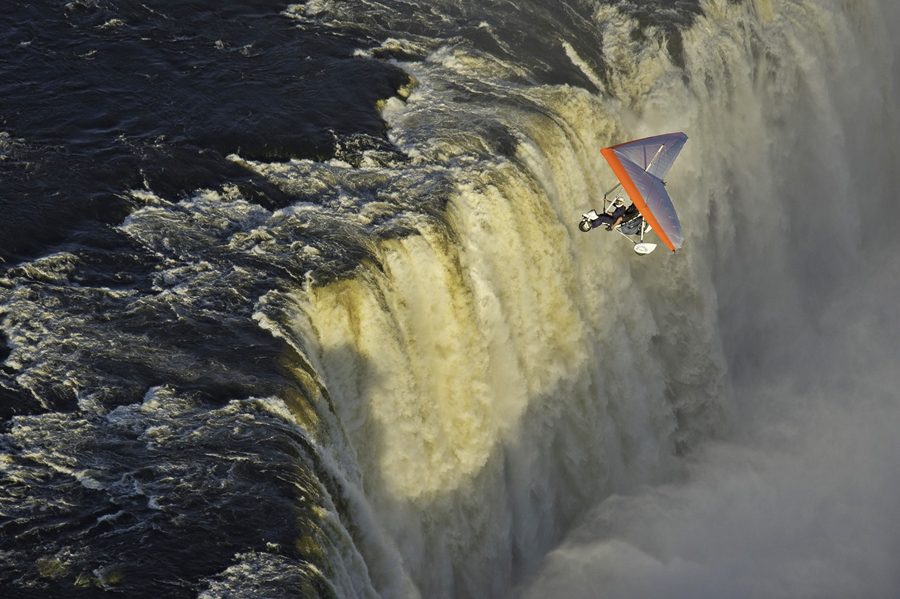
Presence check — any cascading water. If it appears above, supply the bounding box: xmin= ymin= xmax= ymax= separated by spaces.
xmin=251 ymin=5 xmax=731 ymax=596
xmin=1 ymin=1 xmax=898 ymax=598
xmin=267 ymin=0 xmax=900 ymax=596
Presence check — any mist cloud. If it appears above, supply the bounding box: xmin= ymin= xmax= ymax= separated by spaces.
xmin=521 ymin=382 xmax=900 ymax=598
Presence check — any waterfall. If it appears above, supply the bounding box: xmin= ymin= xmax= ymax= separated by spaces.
xmin=260 ymin=0 xmax=900 ymax=596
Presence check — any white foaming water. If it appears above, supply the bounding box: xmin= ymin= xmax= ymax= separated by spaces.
xmin=258 ymin=0 xmax=900 ymax=597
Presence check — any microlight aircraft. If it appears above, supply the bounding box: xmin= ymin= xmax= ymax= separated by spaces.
xmin=579 ymin=132 xmax=688 ymax=255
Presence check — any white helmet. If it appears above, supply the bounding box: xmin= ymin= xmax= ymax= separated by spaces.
xmin=614 ymin=197 xmax=625 ymax=207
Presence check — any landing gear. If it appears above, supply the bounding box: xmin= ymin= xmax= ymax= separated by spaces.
xmin=579 ymin=209 xmax=601 ymax=232
xmin=628 ymin=221 xmax=656 ymax=255
xmin=633 ymin=242 xmax=657 ymax=255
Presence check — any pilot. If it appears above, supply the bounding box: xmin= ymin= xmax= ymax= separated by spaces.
xmin=591 ymin=197 xmax=627 ymax=230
